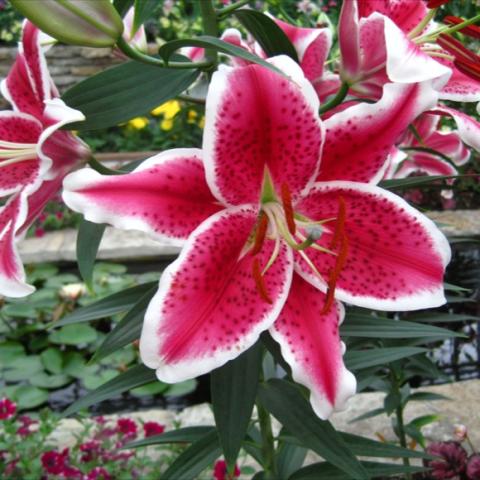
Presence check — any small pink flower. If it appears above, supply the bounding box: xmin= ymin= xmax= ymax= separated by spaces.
xmin=143 ymin=421 xmax=165 ymax=437
xmin=80 ymin=440 xmax=102 ymax=463
xmin=4 ymin=459 xmax=18 ymax=476
xmin=86 ymin=467 xmax=112 ymax=480
xmin=16 ymin=415 xmax=37 ymax=436
xmin=0 ymin=398 xmax=16 ymax=420
xmin=213 ymin=460 xmax=240 ymax=480
xmin=34 ymin=227 xmax=45 ymax=238
xmin=55 ymin=211 xmax=64 ymax=220
xmin=61 ymin=466 xmax=83 ymax=479
xmin=425 ymin=441 xmax=467 ymax=479
xmin=41 ymin=449 xmax=69 ymax=475
xmin=467 ymin=454 xmax=480 ymax=480
xmin=116 ymin=418 xmax=137 ymax=439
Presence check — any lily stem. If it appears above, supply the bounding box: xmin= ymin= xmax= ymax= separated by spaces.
xmin=319 ymin=82 xmax=349 ymax=115
xmin=257 ymin=401 xmax=277 ymax=479
xmin=396 ymin=403 xmax=412 ymax=480
xmin=116 ymin=37 xmax=213 ymax=70
xmin=217 ymin=0 xmax=251 ymax=18
xmin=88 ymin=155 xmax=120 ymax=175
xmin=199 ymin=0 xmax=219 ymax=77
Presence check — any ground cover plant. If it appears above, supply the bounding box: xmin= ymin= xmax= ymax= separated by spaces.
xmin=1 ymin=0 xmax=480 ymax=478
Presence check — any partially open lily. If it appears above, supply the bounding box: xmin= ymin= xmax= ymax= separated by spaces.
xmin=63 ymin=56 xmax=450 ymax=419
xmin=0 ymin=21 xmax=89 ymax=297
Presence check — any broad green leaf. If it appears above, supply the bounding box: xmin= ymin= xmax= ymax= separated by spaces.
xmin=41 ymin=348 xmax=64 ymax=374
xmin=345 ymin=347 xmax=427 ymax=371
xmin=408 ymin=392 xmax=450 ymax=402
xmin=133 ymin=0 xmax=156 ymax=32
xmin=8 ymin=355 xmax=43 ymax=373
xmin=30 ymin=373 xmax=71 ymax=389
xmin=165 ymin=379 xmax=197 ymax=397
xmin=289 ymin=461 xmax=427 ymax=480
xmin=276 ymin=441 xmax=308 ymax=479
xmin=55 ymin=282 xmax=157 ymax=326
xmin=92 ymin=283 xmax=157 ymax=362
xmin=211 ymin=342 xmax=262 ymax=470
xmin=159 ymin=36 xmax=283 ymax=76
xmin=14 ymin=385 xmax=49 ymax=410
xmin=0 ymin=342 xmax=25 ymax=362
xmin=83 ymin=369 xmax=118 ymax=390
xmin=50 ymin=324 xmax=98 ymax=345
xmin=233 ymin=10 xmax=298 ymax=61
xmin=77 ymin=219 xmax=106 ymax=290
xmin=62 ymin=59 xmax=199 ymax=130
xmin=3 ymin=303 xmax=36 ymax=318
xmin=130 ymin=381 xmax=169 ymax=397
xmin=62 ymin=364 xmax=156 ymax=417
xmin=257 ymin=380 xmax=368 ymax=479
xmin=123 ymin=426 xmax=215 ymax=449
xmin=350 ymin=408 xmax=386 ymax=424
xmin=63 ymin=352 xmax=87 ymax=378
xmin=161 ymin=430 xmax=221 ymax=480
xmin=341 ymin=315 xmax=462 ymax=338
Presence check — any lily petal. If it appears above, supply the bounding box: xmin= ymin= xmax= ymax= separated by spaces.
xmin=270 ymin=274 xmax=356 ymax=420
xmin=439 ymin=64 xmax=480 ymax=102
xmin=63 ymin=149 xmax=222 ymax=246
xmin=0 ymin=111 xmax=42 ymax=196
xmin=0 ymin=193 xmax=34 ymax=298
xmin=338 ymin=0 xmax=361 ymax=80
xmin=140 ymin=206 xmax=293 ymax=382
xmin=319 ymin=81 xmax=439 ymax=184
xmin=395 ymin=153 xmax=457 ymax=179
xmin=295 ymin=182 xmax=450 ymax=311
xmin=204 ymin=56 xmax=323 ymax=206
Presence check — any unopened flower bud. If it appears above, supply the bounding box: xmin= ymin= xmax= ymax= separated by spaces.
xmin=11 ymin=0 xmax=124 ymax=48
xmin=305 ymin=225 xmax=323 ymax=240
xmin=454 ymin=424 xmax=468 ymax=441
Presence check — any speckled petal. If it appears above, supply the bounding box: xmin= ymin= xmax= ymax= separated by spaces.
xmin=395 ymin=154 xmax=457 ymax=179
xmin=0 ymin=111 xmax=42 ymax=197
xmin=204 ymin=56 xmax=323 ymax=206
xmin=0 ymin=192 xmax=35 ymax=298
xmin=318 ymin=81 xmax=439 ymax=184
xmin=439 ymin=64 xmax=480 ymax=103
xmin=140 ymin=206 xmax=293 ymax=383
xmin=338 ymin=0 xmax=361 ymax=80
xmin=270 ymin=275 xmax=356 ymax=420
xmin=63 ymin=149 xmax=223 ymax=246
xmin=295 ymin=182 xmax=450 ymax=311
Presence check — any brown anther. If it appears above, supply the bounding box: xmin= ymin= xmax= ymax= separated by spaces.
xmin=252 ymin=258 xmax=272 ymax=304
xmin=251 ymin=212 xmax=268 ymax=256
xmin=330 ymin=196 xmax=346 ymax=249
xmin=281 ymin=182 xmax=296 ymax=236
xmin=437 ymin=34 xmax=479 ymax=64
xmin=454 ymin=59 xmax=480 ymax=82
xmin=426 ymin=0 xmax=449 ymax=8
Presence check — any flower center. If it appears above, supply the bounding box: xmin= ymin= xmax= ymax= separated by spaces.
xmin=249 ymin=177 xmax=348 ymax=313
xmin=0 ymin=140 xmax=37 ymax=169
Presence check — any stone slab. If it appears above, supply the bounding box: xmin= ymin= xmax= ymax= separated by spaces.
xmin=18 ymin=210 xmax=480 ymax=265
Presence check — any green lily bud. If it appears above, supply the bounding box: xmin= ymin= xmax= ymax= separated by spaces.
xmin=11 ymin=0 xmax=124 ymax=48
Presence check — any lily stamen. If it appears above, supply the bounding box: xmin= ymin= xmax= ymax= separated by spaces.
xmin=281 ymin=182 xmax=296 ymax=235
xmin=252 ymin=258 xmax=272 ymax=304
xmin=251 ymin=212 xmax=268 ymax=256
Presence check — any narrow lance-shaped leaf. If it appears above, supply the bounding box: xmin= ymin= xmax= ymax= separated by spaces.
xmin=76 ymin=219 xmax=106 ymax=290
xmin=123 ymin=426 xmax=215 ymax=449
xmin=345 ymin=347 xmax=427 ymax=371
xmin=62 ymin=364 xmax=156 ymax=417
xmin=257 ymin=379 xmax=369 ymax=479
xmin=133 ymin=0 xmax=157 ymax=32
xmin=62 ymin=58 xmax=200 ymax=130
xmin=54 ymin=282 xmax=157 ymax=327
xmin=211 ymin=342 xmax=263 ymax=472
xmin=91 ymin=283 xmax=158 ymax=362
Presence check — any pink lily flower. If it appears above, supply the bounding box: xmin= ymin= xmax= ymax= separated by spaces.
xmin=0 ymin=21 xmax=89 ymax=297
xmin=62 ymin=57 xmax=450 ymax=419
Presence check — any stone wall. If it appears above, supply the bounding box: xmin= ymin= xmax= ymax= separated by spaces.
xmin=0 ymin=44 xmax=122 ymax=108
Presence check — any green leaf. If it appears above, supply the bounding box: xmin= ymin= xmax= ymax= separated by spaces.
xmin=341 ymin=315 xmax=462 ymax=339
xmin=411 ymin=313 xmax=478 ymax=323
xmin=276 ymin=441 xmax=308 ymax=479
xmin=211 ymin=342 xmax=262 ymax=470
xmin=41 ymin=348 xmax=64 ymax=374
xmin=407 ymin=392 xmax=450 ymax=402
xmin=165 ymin=379 xmax=197 ymax=397
xmin=0 ymin=342 xmax=25 ymax=362
xmin=408 ymin=414 xmax=440 ymax=429
xmin=159 ymin=36 xmax=284 ymax=76
xmin=161 ymin=430 xmax=221 ymax=480
xmin=133 ymin=0 xmax=156 ymax=32
xmin=83 ymin=369 xmax=118 ymax=390
xmin=62 ymin=364 xmax=156 ymax=417
xmin=123 ymin=426 xmax=215 ymax=449
xmin=130 ymin=381 xmax=169 ymax=397
xmin=289 ymin=461 xmax=427 ymax=480
xmin=384 ymin=391 xmax=401 ymax=415
xmin=233 ymin=10 xmax=299 ymax=61
xmin=63 ymin=352 xmax=87 ymax=378
xmin=350 ymin=408 xmax=386 ymax=424
xmin=50 ymin=324 xmax=98 ymax=345
xmin=257 ymin=379 xmax=368 ymax=479
xmin=113 ymin=0 xmax=133 ymax=16
xmin=76 ymin=219 xmax=106 ymax=290
xmin=14 ymin=385 xmax=49 ymax=410
xmin=345 ymin=347 xmax=427 ymax=371
xmin=56 ymin=282 xmax=157 ymax=326
xmin=3 ymin=303 xmax=36 ymax=318
xmin=92 ymin=283 xmax=157 ymax=362
xmin=380 ymin=174 xmax=463 ymax=190
xmin=62 ymin=59 xmax=199 ymax=130
xmin=30 ymin=373 xmax=71 ymax=389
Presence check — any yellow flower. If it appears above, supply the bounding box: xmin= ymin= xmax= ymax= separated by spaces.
xmin=187 ymin=109 xmax=198 ymax=124
xmin=151 ymin=100 xmax=181 ymax=119
xmin=160 ymin=119 xmax=174 ymax=131
xmin=198 ymin=115 xmax=205 ymax=129
xmin=128 ymin=117 xmax=149 ymax=129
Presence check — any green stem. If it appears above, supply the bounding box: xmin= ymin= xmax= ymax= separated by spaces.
xmin=199 ymin=0 xmax=219 ymax=75
xmin=395 ymin=404 xmax=412 ymax=480
xmin=217 ymin=0 xmax=251 ymax=18
xmin=416 ymin=13 xmax=480 ymax=43
xmin=116 ymin=37 xmax=213 ymax=70
xmin=88 ymin=155 xmax=120 ymax=175
xmin=257 ymin=402 xmax=277 ymax=480
xmin=319 ymin=82 xmax=349 ymax=114
xmin=177 ymin=94 xmax=206 ymax=105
